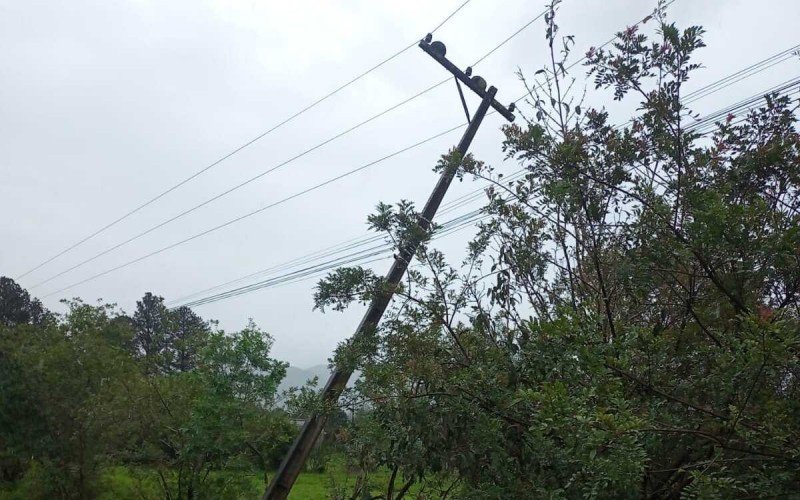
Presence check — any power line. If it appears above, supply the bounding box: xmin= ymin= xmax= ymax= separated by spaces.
xmin=173 ymin=0 xmax=675 ymax=303
xmin=471 ymin=10 xmax=545 ymax=66
xmin=690 ymin=75 xmax=800 ymax=134
xmin=42 ymin=0 xmax=742 ymax=300
xmin=15 ymin=0 xmax=475 ymax=281
xmin=166 ymin=238 xmax=387 ymax=306
xmin=41 ymin=122 xmax=469 ymax=298
xmin=177 ymin=206 xmax=512 ymax=309
xmin=505 ymin=0 xmax=674 ymax=111
xmin=601 ymin=43 xmax=800 ymax=132
xmin=215 ymin=28 xmax=793 ymax=305
xmin=683 ymin=43 xmax=800 ymax=103
xmin=168 ymin=15 xmax=800 ymax=309
xmin=48 ymin=0 xmax=793 ymax=302
xmin=165 ymin=170 xmax=528 ymax=307
xmin=177 ymin=208 xmax=486 ymax=308
xmin=29 ymin=7 xmax=551 ymax=290
xmin=29 ymin=80 xmax=454 ymax=289
xmin=168 ymin=80 xmax=800 ymax=309
xmin=159 ymin=0 xmax=679 ymax=308
xmin=47 ymin=117 xmax=538 ymax=302
xmin=429 ymin=0 xmax=474 ymax=34
xmin=47 ymin=110 xmax=534 ymax=302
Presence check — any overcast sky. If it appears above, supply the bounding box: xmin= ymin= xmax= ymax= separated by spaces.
xmin=2 ymin=0 xmax=798 ymax=367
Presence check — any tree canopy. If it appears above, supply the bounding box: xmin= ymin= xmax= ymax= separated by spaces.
xmin=313 ymin=5 xmax=800 ymax=498
xmin=0 ymin=280 xmax=292 ymax=499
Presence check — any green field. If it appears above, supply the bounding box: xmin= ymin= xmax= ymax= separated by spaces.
xmin=100 ymin=469 xmax=331 ymax=499
xmin=1 ymin=460 xmax=414 ymax=500
xmin=93 ymin=464 xmax=397 ymax=500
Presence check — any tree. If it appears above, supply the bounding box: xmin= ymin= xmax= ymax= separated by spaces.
xmin=0 ymin=299 xmax=140 ymax=498
xmin=0 ymin=276 xmax=49 ymax=327
xmin=132 ymin=292 xmax=170 ymax=365
xmin=169 ymin=306 xmax=210 ymax=372
xmin=130 ymin=321 xmax=293 ymax=499
xmin=1 ymin=282 xmax=294 ymax=499
xmin=132 ymin=293 xmax=211 ymax=373
xmin=313 ymin=3 xmax=800 ymax=497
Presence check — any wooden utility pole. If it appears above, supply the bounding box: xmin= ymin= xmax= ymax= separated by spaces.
xmin=263 ymin=35 xmax=515 ymax=500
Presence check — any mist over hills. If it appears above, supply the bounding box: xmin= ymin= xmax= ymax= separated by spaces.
xmin=278 ymin=364 xmax=361 ymax=394
xmin=279 ymin=364 xmax=331 ymax=393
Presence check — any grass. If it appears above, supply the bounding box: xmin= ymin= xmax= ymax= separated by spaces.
xmin=284 ymin=471 xmax=340 ymax=499
xmin=96 ymin=461 xmax=399 ymax=499
xmin=1 ymin=456 xmax=413 ymax=499
xmin=99 ymin=467 xmax=332 ymax=499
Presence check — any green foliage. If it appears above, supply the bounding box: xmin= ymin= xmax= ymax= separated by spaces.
xmin=0 ymin=277 xmax=51 ymax=327
xmin=132 ymin=292 xmax=212 ymax=373
xmin=0 ymin=298 xmax=140 ymax=498
xmin=0 ymin=286 xmax=293 ymax=499
xmin=119 ymin=321 xmax=292 ymax=499
xmin=315 ymin=3 xmax=800 ymax=497
xmin=314 ymin=267 xmax=382 ymax=313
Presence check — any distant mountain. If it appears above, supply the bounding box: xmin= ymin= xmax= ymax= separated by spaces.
xmin=278 ymin=364 xmax=361 ymax=396
xmin=279 ymin=364 xmax=331 ymax=393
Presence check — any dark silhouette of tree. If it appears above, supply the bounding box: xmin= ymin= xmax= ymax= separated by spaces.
xmin=132 ymin=292 xmax=170 ymax=370
xmin=0 ymin=277 xmax=49 ymax=327
xmin=169 ymin=305 xmax=210 ymax=372
xmin=132 ymin=293 xmax=210 ymax=373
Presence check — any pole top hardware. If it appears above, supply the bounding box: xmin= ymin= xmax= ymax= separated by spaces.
xmin=419 ymin=35 xmax=515 ymax=122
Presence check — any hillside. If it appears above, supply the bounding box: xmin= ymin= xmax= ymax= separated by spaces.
xmin=279 ymin=364 xmax=331 ymax=393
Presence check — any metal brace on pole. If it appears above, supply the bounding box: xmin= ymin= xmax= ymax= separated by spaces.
xmin=263 ymin=35 xmax=515 ymax=500
xmin=455 ymin=77 xmax=471 ymax=123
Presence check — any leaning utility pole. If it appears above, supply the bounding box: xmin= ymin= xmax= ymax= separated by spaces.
xmin=263 ymin=35 xmax=515 ymax=500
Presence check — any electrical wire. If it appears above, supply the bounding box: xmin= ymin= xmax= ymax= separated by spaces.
xmin=29 ymin=7 xmax=552 ymax=290
xmin=688 ymin=75 xmax=800 ymax=135
xmin=39 ymin=0 xmax=680 ymax=299
xmin=601 ymin=42 xmax=799 ymax=132
xmin=145 ymin=2 xmax=800 ymax=310
xmin=15 ymin=0 xmax=476 ymax=280
xmin=177 ymin=208 xmax=486 ymax=308
xmin=40 ymin=122 xmax=469 ymax=298
xmin=53 ymin=0 xmax=788 ymax=302
xmin=168 ymin=79 xmax=800 ymax=308
xmin=29 ymin=80 xmax=455 ymax=289
xmin=683 ymin=43 xmax=800 ymax=103
xmin=164 ymin=173 xmax=522 ymax=307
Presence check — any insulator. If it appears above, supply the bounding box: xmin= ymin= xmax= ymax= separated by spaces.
xmin=471 ymin=75 xmax=487 ymax=92
xmin=430 ymin=41 xmax=446 ymax=58
xmin=424 ymin=33 xmax=433 ymax=43
xmin=465 ymin=66 xmax=472 ymax=76
xmin=508 ymin=103 xmax=516 ymax=113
